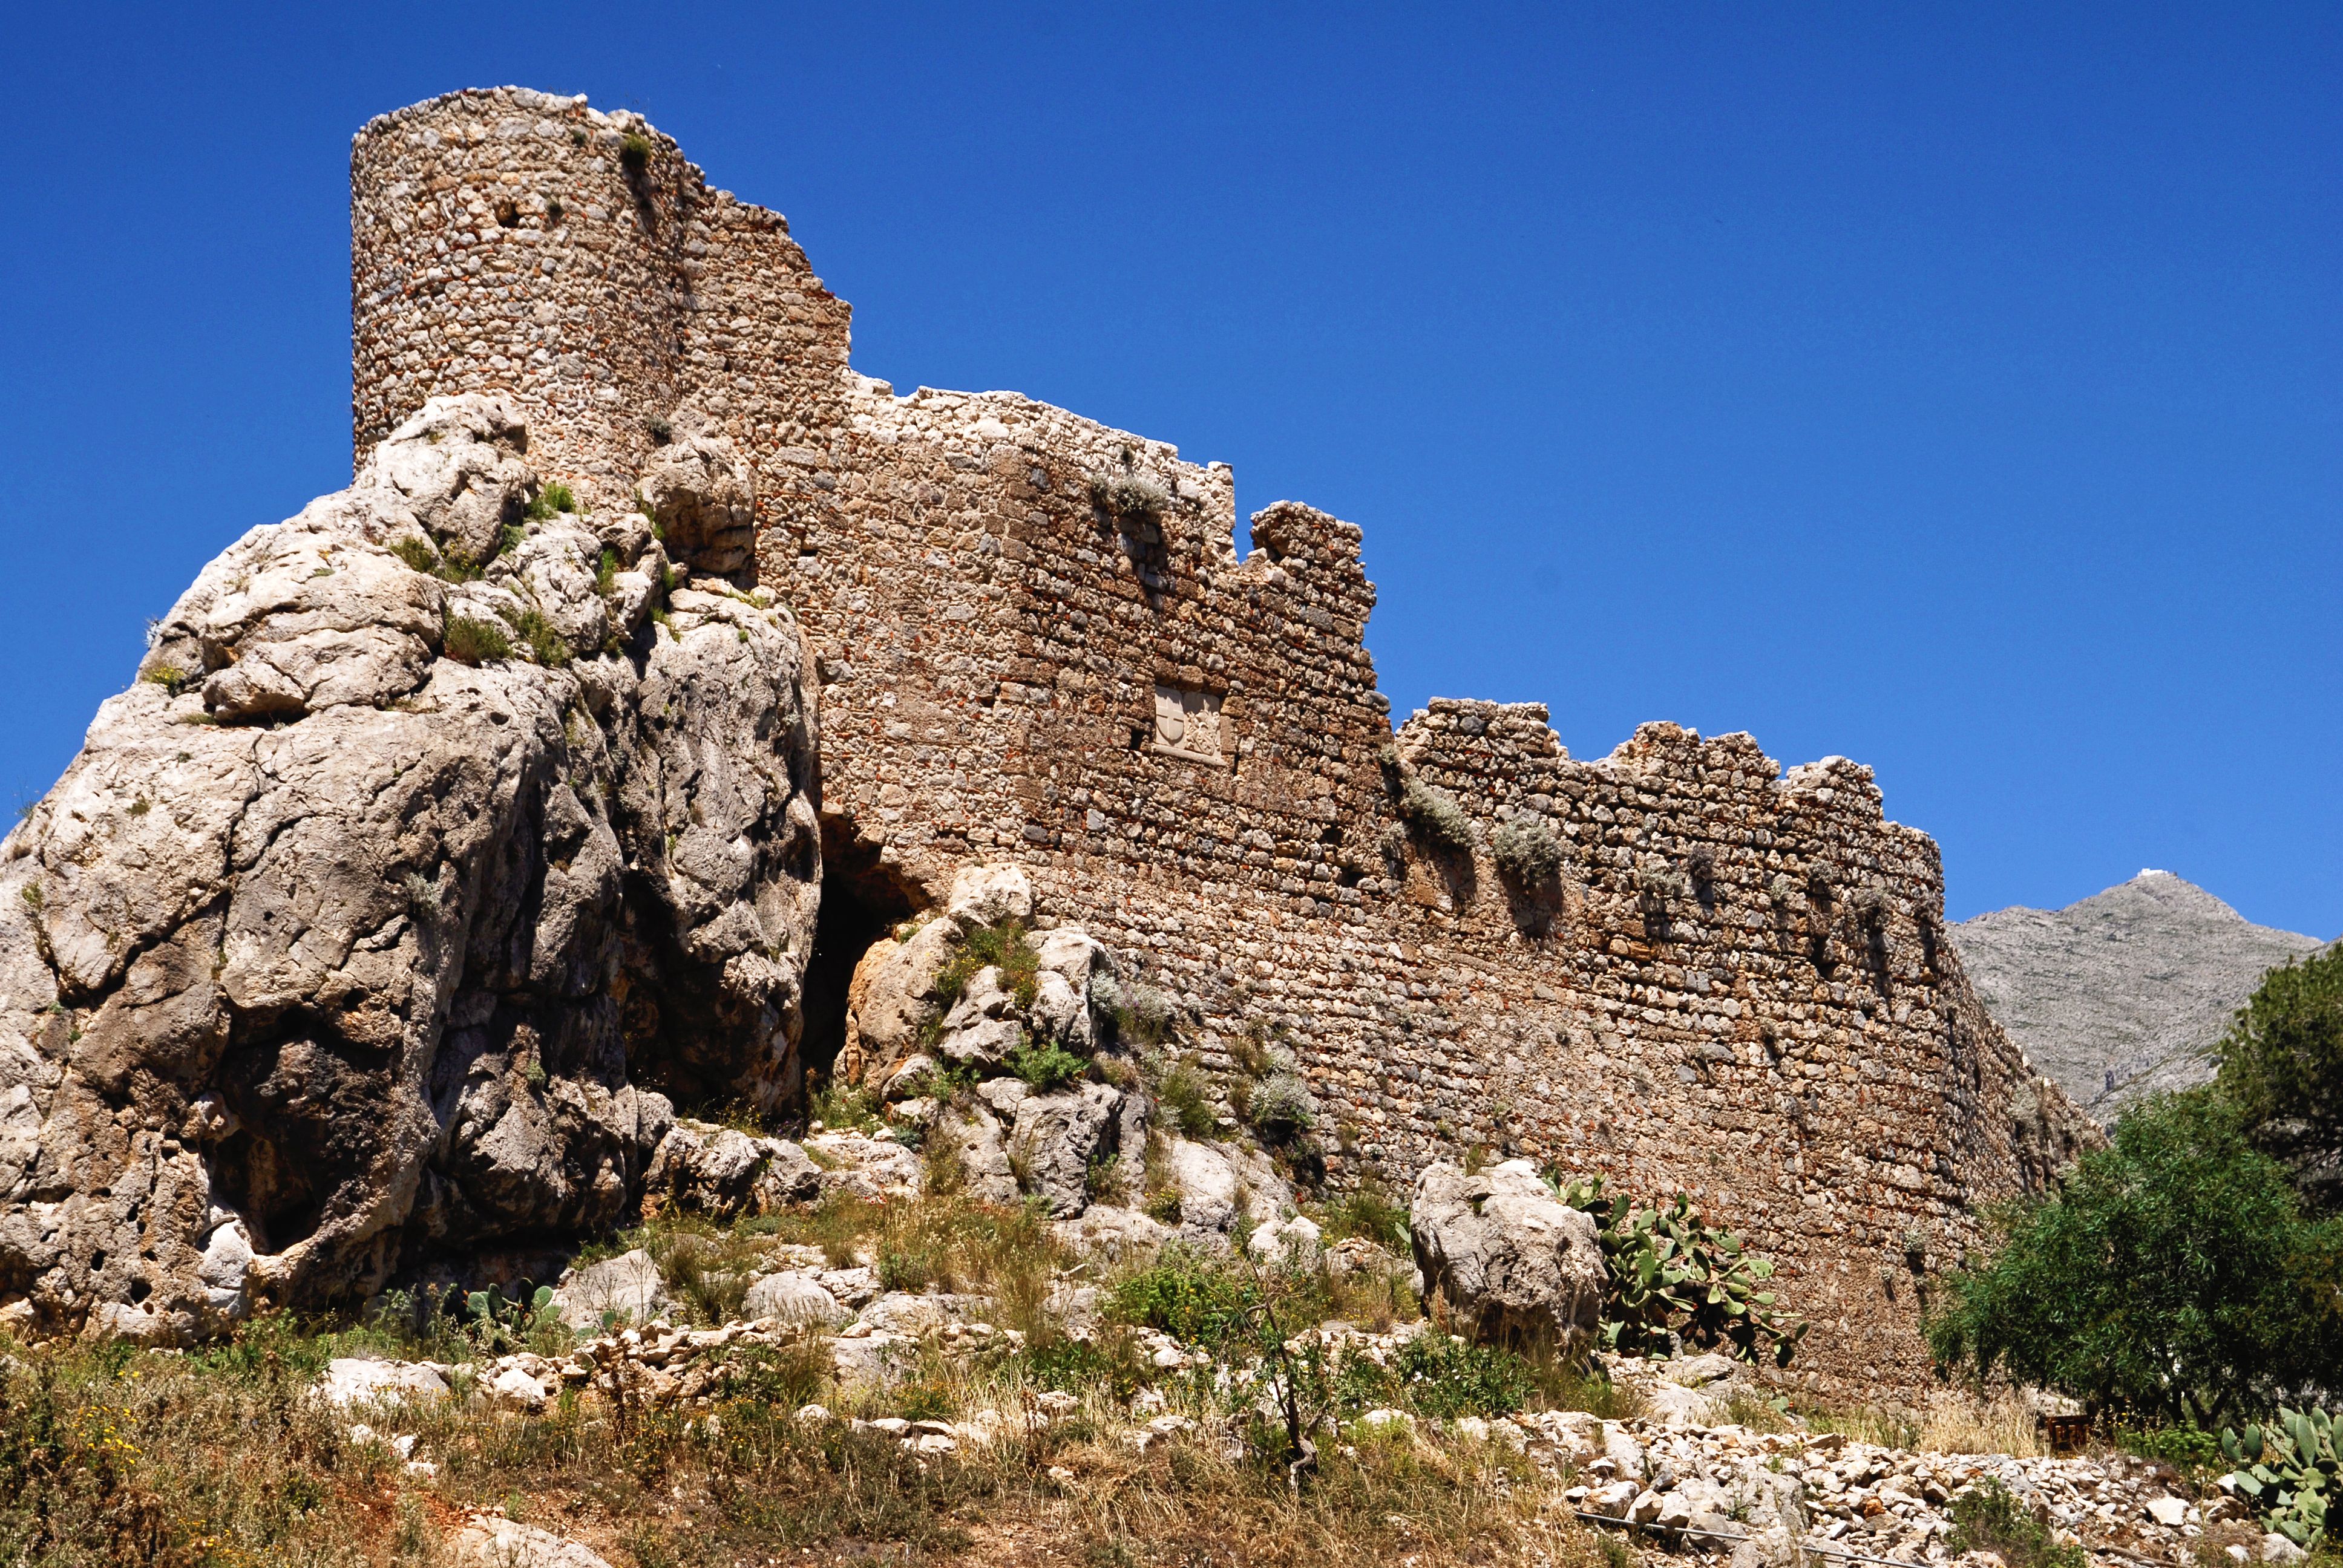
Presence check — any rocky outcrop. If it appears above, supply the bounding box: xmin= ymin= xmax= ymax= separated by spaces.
xmin=844 ymin=863 xmax=1294 ymax=1240
xmin=0 ymin=395 xmax=821 ymax=1343
xmin=644 ymin=1119 xmax=823 ymax=1218
xmin=1955 ymin=871 xmax=2325 ymax=1119
xmin=1411 ymin=1158 xmax=1607 ymax=1351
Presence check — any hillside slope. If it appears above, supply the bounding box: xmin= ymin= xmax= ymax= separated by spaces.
xmin=1952 ymin=870 xmax=2326 ymax=1120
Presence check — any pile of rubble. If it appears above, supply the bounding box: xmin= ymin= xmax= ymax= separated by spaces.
xmin=1561 ymin=1354 xmax=2302 ymax=1568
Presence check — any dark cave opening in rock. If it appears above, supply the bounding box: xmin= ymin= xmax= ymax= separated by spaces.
xmin=799 ymin=825 xmax=921 ymax=1097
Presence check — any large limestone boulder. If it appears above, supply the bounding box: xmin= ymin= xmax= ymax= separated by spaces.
xmin=841 ymin=918 xmax=958 ymax=1087
xmin=1008 ymin=1083 xmax=1134 ymax=1218
xmin=0 ymin=395 xmax=821 ymax=1342
xmin=549 ymin=1248 xmax=668 ymax=1331
xmin=643 ymin=1120 xmax=822 ymax=1218
xmin=1410 ymin=1159 xmax=1607 ymax=1351
xmin=741 ymin=1269 xmax=846 ymax=1326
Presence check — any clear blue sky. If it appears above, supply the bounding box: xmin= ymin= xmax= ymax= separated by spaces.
xmin=1 ymin=4 xmax=2335 ymax=935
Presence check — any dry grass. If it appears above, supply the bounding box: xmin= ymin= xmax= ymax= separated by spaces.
xmin=0 ymin=1308 xmax=1624 ymax=1568
xmin=0 ymin=1192 xmax=1715 ymax=1566
xmin=1916 ymin=1391 xmax=2048 ymax=1457
xmin=1806 ymin=1390 xmax=2045 ymax=1456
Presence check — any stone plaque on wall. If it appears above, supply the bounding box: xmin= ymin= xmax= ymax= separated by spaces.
xmin=1152 ymin=682 xmax=1227 ymax=765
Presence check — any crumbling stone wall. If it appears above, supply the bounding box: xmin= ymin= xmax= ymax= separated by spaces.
xmin=349 ymin=88 xmax=2092 ymax=1397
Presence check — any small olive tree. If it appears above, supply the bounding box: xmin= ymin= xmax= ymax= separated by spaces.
xmin=1925 ymin=1091 xmax=2343 ymax=1428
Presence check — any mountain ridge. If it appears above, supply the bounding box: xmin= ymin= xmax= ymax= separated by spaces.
xmin=1951 ymin=869 xmax=2328 ymax=1120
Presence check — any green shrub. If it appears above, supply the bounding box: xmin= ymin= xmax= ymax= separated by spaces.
xmin=595 ymin=547 xmax=619 ymax=596
xmin=525 ymin=482 xmax=577 ymax=521
xmin=1397 ymin=777 xmax=1472 ymax=850
xmin=506 ymin=606 xmax=572 ymax=668
xmin=1318 ymin=1178 xmax=1409 ymax=1253
xmin=1153 ymin=1061 xmax=1219 ymax=1139
xmin=390 ymin=535 xmax=439 ymax=573
xmin=442 ymin=613 xmax=512 ymax=665
xmin=138 ymin=662 xmax=191 ymax=698
xmin=620 ymin=131 xmax=654 ymax=174
xmin=1927 ymin=1091 xmax=2343 ymax=1427
xmin=1491 ymin=812 xmax=1564 ymax=886
xmin=1947 ymin=1477 xmax=2088 ymax=1568
xmin=2219 ymin=946 xmax=2343 ymax=1214
xmin=1338 ymin=1333 xmax=1535 ymax=1420
xmin=2113 ymin=1423 xmax=2222 ymax=1472
xmin=1009 ymin=1033 xmax=1086 ymax=1093
xmin=929 ymin=920 xmax=1040 ymax=1012
xmin=1017 ymin=1333 xmax=1146 ymax=1400
xmin=1109 ymin=1250 xmax=1261 ymax=1345
xmin=1562 ymin=1175 xmax=1806 ymax=1366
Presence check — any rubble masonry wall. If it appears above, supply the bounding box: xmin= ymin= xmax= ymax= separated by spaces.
xmin=349 ymin=88 xmax=2092 ymax=1399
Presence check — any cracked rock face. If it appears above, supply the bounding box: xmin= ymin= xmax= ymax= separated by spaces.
xmin=0 ymin=394 xmax=820 ymax=1343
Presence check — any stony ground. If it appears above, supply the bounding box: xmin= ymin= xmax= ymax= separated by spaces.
xmin=0 ymin=1115 xmax=2321 ymax=1568
xmin=0 ymin=1132 xmax=2279 ymax=1568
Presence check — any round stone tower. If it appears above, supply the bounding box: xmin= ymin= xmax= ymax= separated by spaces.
xmin=350 ymin=87 xmax=850 ymax=516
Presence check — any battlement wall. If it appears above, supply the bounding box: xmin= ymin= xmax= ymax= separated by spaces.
xmin=349 ymin=88 xmax=2093 ymax=1399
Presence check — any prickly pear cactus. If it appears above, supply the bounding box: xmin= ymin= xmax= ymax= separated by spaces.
xmin=2223 ymin=1405 xmax=2336 ymax=1549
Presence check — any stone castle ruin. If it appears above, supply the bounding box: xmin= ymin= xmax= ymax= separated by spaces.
xmin=0 ymin=87 xmax=2086 ymax=1396
xmin=353 ymin=87 xmax=2094 ymax=1393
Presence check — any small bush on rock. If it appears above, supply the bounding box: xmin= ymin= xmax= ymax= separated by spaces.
xmin=1109 ymin=978 xmax=1181 ymax=1047
xmin=930 ymin=919 xmax=1040 ymax=1011
xmin=1248 ymin=1070 xmax=1319 ymax=1137
xmin=390 ymin=534 xmax=439 ymax=573
xmin=138 ymin=662 xmax=191 ymax=698
xmin=1009 ymin=1032 xmax=1086 ymax=1094
xmin=504 ymin=606 xmax=572 ymax=668
xmin=442 ymin=613 xmax=511 ymax=665
xmin=525 ymin=481 xmax=576 ymax=521
xmin=1149 ymin=1055 xmax=1219 ymax=1140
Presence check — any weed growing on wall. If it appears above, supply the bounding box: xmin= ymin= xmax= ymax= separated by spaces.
xmin=1397 ymin=776 xmax=1473 ymax=850
xmin=1492 ymin=811 xmax=1564 ymax=886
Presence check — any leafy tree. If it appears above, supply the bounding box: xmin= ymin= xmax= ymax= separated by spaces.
xmin=1925 ymin=1091 xmax=2343 ymax=1427
xmin=2218 ymin=945 xmax=2343 ymax=1215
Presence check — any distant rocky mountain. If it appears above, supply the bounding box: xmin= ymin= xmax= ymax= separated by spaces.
xmin=1953 ymin=871 xmax=2328 ymax=1121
